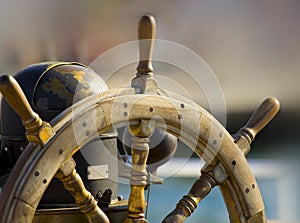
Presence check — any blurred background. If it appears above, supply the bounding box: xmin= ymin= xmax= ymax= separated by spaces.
xmin=0 ymin=0 xmax=299 ymax=222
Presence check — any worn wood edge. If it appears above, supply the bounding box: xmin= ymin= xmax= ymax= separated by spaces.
xmin=0 ymin=143 xmax=41 ymax=223
xmin=1 ymin=94 xmax=265 ymax=223
xmin=50 ymin=87 xmax=135 ymax=132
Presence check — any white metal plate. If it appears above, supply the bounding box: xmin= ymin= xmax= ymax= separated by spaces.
xmin=87 ymin=165 xmax=108 ymax=180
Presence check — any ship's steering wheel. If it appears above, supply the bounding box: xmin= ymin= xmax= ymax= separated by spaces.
xmin=0 ymin=15 xmax=279 ymax=223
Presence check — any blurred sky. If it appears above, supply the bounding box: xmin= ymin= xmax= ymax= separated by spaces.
xmin=0 ymin=0 xmax=299 ymax=112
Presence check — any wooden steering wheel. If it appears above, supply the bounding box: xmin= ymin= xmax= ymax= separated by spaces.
xmin=0 ymin=15 xmax=279 ymax=223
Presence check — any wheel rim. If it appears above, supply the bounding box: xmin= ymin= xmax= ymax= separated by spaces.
xmin=0 ymin=91 xmax=266 ymax=223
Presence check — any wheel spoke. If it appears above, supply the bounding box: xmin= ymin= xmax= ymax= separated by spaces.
xmin=124 ymin=120 xmax=154 ymax=223
xmin=162 ymin=168 xmax=216 ymax=223
xmin=55 ymin=158 xmax=109 ymax=223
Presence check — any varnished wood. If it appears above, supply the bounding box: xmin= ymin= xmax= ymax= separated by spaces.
xmin=124 ymin=136 xmax=150 ymax=223
xmin=136 ymin=15 xmax=156 ymax=76
xmin=239 ymin=97 xmax=280 ymax=143
xmin=163 ymin=97 xmax=280 ymax=222
xmin=162 ymin=172 xmax=216 ymax=223
xmin=0 ymin=92 xmax=268 ymax=223
xmin=234 ymin=97 xmax=280 ymax=154
xmin=56 ymin=158 xmax=109 ymax=223
xmin=0 ymin=74 xmax=55 ymax=145
xmin=132 ymin=15 xmax=158 ymax=94
xmin=0 ymin=74 xmax=40 ymax=129
xmin=124 ymin=15 xmax=156 ymax=223
xmin=0 ymin=74 xmax=108 ymax=222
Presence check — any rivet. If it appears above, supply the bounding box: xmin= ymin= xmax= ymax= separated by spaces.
xmin=124 ymin=103 xmax=128 ymax=108
xmin=252 ymin=184 xmax=255 ymax=189
xmin=245 ymin=188 xmax=250 ymax=193
xmin=86 ymin=131 xmax=90 ymax=136
xmin=34 ymin=171 xmax=40 ymax=177
xmin=178 ymin=114 xmax=182 ymax=120
xmin=43 ymin=179 xmax=47 ymax=184
xmin=180 ymin=103 xmax=185 ymax=108
xmin=149 ymin=107 xmax=154 ymax=112
xmin=213 ymin=140 xmax=217 ymax=145
xmin=82 ymin=122 xmax=87 ymax=127
xmin=58 ymin=149 xmax=64 ymax=154
xmin=219 ymin=132 xmax=223 ymax=137
xmin=96 ymin=191 xmax=102 ymax=200
xmin=232 ymin=160 xmax=236 ymax=166
xmin=124 ymin=112 xmax=128 ymax=117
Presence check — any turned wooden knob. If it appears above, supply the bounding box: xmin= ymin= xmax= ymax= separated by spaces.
xmin=136 ymin=15 xmax=156 ymax=76
xmin=238 ymin=97 xmax=280 ymax=144
xmin=0 ymin=74 xmax=42 ymax=131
